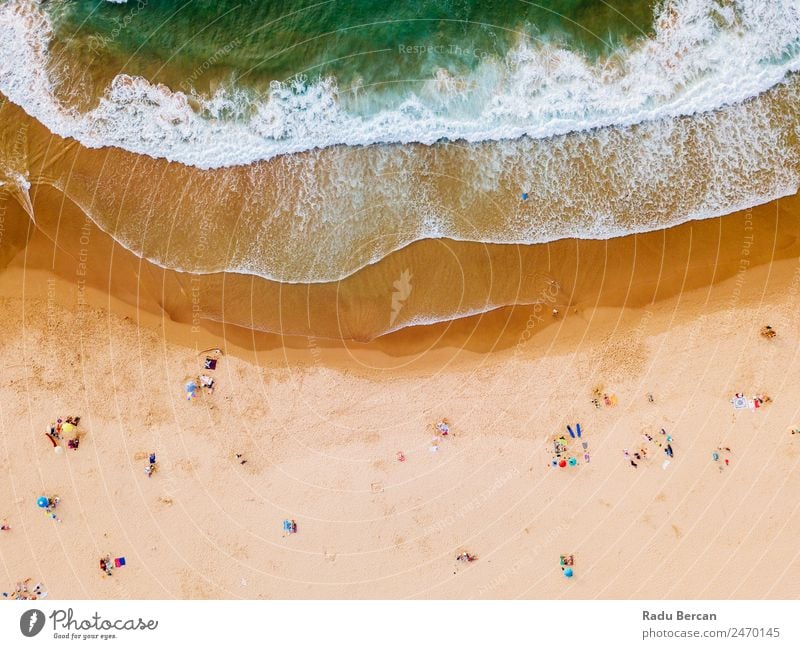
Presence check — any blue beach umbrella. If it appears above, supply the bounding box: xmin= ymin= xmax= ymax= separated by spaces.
xmin=563 ymin=568 xmax=573 ymax=578
xmin=37 ymin=496 xmax=48 ymax=508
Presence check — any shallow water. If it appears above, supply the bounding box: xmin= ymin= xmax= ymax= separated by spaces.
xmin=1 ymin=0 xmax=799 ymax=338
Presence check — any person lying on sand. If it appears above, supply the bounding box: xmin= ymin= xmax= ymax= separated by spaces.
xmin=99 ymin=556 xmax=113 ymax=576
xmin=435 ymin=419 xmax=450 ymax=436
xmin=199 ymin=374 xmax=215 ymax=393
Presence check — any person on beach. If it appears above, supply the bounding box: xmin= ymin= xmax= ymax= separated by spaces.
xmin=199 ymin=374 xmax=215 ymax=394
xmin=145 ymin=453 xmax=157 ymax=477
xmin=45 ymin=497 xmax=61 ymax=522
xmin=99 ymin=556 xmax=113 ymax=576
xmin=1 ymin=522 xmax=9 ymax=531
xmin=665 ymin=444 xmax=674 ymax=458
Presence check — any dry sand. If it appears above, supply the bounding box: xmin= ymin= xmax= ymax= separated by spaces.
xmin=2 ymin=197 xmax=800 ymax=598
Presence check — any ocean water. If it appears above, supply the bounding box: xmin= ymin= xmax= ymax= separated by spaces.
xmin=1 ymin=0 xmax=800 ymax=338
xmin=52 ymin=0 xmax=656 ymax=91
xmin=2 ymin=0 xmax=798 ymax=166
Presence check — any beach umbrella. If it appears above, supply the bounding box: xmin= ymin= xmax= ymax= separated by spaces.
xmin=54 ymin=446 xmax=63 ymax=455
xmin=37 ymin=496 xmax=48 ymax=508
xmin=563 ymin=568 xmax=573 ymax=578
xmin=558 ymin=459 xmax=566 ymax=468
xmin=568 ymin=457 xmax=577 ymax=466
xmin=62 ymin=423 xmax=74 ymax=434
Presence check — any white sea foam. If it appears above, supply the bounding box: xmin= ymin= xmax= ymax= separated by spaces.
xmin=0 ymin=0 xmax=799 ymax=169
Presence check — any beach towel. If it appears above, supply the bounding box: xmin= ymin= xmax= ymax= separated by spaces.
xmin=204 ymin=358 xmax=217 ymax=370
xmin=114 ymin=557 xmax=126 ymax=568
xmin=732 ymin=396 xmax=747 ymax=409
xmin=567 ymin=425 xmax=575 ymax=439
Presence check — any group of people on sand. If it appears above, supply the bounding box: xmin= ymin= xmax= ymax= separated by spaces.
xmin=186 ymin=351 xmax=222 ymax=400
xmin=2 ymin=579 xmax=47 ymax=600
xmin=591 ymin=388 xmax=617 ymax=409
xmin=625 ymin=428 xmax=673 ymax=468
xmin=38 ymin=495 xmax=62 ymax=523
xmin=549 ymin=423 xmax=589 ymax=468
xmin=144 ymin=452 xmax=158 ymax=477
xmin=426 ymin=419 xmax=452 ymax=454
xmin=99 ymin=555 xmax=115 ymax=577
xmin=186 ymin=373 xmax=216 ymax=400
xmin=712 ymin=446 xmax=732 ymax=471
xmin=47 ymin=415 xmax=82 ymax=450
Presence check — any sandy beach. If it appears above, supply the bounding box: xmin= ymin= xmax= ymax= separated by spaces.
xmin=2 ymin=192 xmax=800 ymax=599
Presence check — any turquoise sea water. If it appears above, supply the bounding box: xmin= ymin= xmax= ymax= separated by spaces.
xmin=0 ymin=0 xmax=784 ymax=167
xmin=51 ymin=0 xmax=656 ymax=94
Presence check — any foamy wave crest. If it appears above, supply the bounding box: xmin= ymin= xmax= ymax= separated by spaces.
xmin=1 ymin=0 xmax=799 ymax=168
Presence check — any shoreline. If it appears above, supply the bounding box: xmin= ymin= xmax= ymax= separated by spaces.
xmin=2 ymin=177 xmax=799 ymax=347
